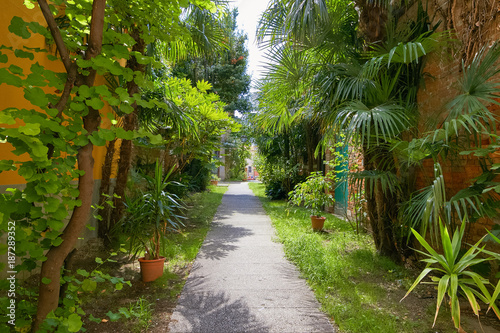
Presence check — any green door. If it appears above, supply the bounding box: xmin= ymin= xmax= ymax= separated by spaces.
xmin=334 ymin=143 xmax=348 ymax=215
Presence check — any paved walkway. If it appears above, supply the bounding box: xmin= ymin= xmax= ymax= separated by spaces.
xmin=168 ymin=182 xmax=335 ymax=333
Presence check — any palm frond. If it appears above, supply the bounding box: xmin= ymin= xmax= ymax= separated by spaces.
xmin=402 ymin=163 xmax=446 ymax=245
xmin=262 ymin=45 xmax=315 ymax=97
xmin=447 ymin=42 xmax=500 ymax=121
xmin=334 ymin=101 xmax=410 ymax=147
xmin=402 ymin=164 xmax=500 ymax=245
xmin=350 ymin=169 xmax=400 ymax=198
xmin=165 ymin=4 xmax=229 ymax=63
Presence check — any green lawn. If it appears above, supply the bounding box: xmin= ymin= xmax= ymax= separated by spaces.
xmin=81 ymin=185 xmax=228 ymax=332
xmin=248 ymin=182 xmax=457 ymax=333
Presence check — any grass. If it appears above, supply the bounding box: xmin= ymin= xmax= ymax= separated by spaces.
xmin=81 ymin=185 xmax=227 ymax=332
xmin=248 ymin=182 xmax=457 ymax=333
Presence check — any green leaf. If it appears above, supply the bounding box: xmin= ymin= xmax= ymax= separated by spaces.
xmin=0 ymin=160 xmax=16 ymax=171
xmin=42 ymin=277 xmax=51 ymax=284
xmin=106 ymin=311 xmax=121 ymax=322
xmin=78 ymin=85 xmax=91 ymax=98
xmin=18 ymin=123 xmax=41 ymax=136
xmin=115 ymin=127 xmax=134 ymax=140
xmin=196 ymin=79 xmax=212 ymax=92
xmin=401 ymin=267 xmax=433 ymax=301
xmin=77 ymin=269 xmax=89 ymax=277
xmin=115 ymin=283 xmax=123 ymax=290
xmin=29 ymin=246 xmax=43 ymax=259
xmin=23 ymin=0 xmax=35 ymax=9
xmin=45 ymin=197 xmax=60 ymax=213
xmin=0 ymin=112 xmax=16 ymax=125
xmin=67 ymin=313 xmax=83 ymax=332
xmin=14 ymin=49 xmax=34 ymax=60
xmin=81 ymin=279 xmax=97 ymax=292
xmin=434 ymin=275 xmax=449 ymax=325
xmin=88 ymin=314 xmax=101 ymax=323
xmin=89 ymin=132 xmax=106 ymax=146
xmin=118 ymin=307 xmax=131 ymax=319
xmin=70 ymin=102 xmax=85 ymax=111
xmin=9 ymin=17 xmax=31 ymax=39
xmin=28 ymin=140 xmax=49 ymax=158
xmin=48 ymin=219 xmax=64 ymax=230
xmin=149 ymin=134 xmax=164 ymax=145
xmin=24 ymin=87 xmax=48 ymax=107
xmin=51 ymin=237 xmax=63 ymax=246
xmin=52 ymin=206 xmax=68 ymax=220
xmin=135 ymin=53 xmax=151 ymax=65
xmin=95 ymin=257 xmax=103 ymax=264
xmin=0 ymin=68 xmax=23 ymax=87
xmin=8 ymin=65 xmax=23 ymax=75
xmin=99 ymin=129 xmax=115 ymax=141
xmin=85 ymin=97 xmax=105 ymax=110
xmin=0 ymin=53 xmax=7 ymax=63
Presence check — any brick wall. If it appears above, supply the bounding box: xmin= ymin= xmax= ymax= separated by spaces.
xmin=415 ymin=0 xmax=500 ymax=241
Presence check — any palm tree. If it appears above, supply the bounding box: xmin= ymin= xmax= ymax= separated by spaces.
xmin=256 ymin=0 xmax=448 ymax=260
xmin=400 ymin=42 xmax=500 ymax=245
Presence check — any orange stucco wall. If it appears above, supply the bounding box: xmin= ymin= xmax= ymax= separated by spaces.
xmin=0 ymin=1 xmax=112 ymax=186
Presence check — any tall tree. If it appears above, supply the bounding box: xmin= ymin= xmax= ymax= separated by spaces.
xmin=255 ymin=0 xmax=443 ymax=260
xmin=0 ymin=0 xmax=213 ymax=329
xmin=31 ymin=1 xmax=107 ymax=328
xmin=97 ymin=0 xmax=223 ymax=241
xmin=172 ymin=8 xmax=252 ymax=116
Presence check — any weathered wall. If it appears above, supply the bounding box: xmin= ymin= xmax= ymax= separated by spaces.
xmin=415 ymin=0 xmax=500 ymax=241
xmin=0 ymin=2 xmax=118 ymax=278
xmin=0 ymin=2 xmax=114 ymax=187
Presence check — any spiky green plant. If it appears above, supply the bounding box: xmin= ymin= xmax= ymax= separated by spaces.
xmin=401 ymin=221 xmax=493 ymax=328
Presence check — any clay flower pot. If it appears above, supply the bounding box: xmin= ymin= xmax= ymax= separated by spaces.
xmin=210 ymin=180 xmax=218 ymax=186
xmin=310 ymin=215 xmax=326 ymax=231
xmin=138 ymin=256 xmax=166 ymax=282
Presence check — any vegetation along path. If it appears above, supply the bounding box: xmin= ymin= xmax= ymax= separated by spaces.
xmin=168 ymin=182 xmax=335 ymax=332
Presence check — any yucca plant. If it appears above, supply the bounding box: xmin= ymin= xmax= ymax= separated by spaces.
xmin=118 ymin=160 xmax=186 ymax=260
xmin=401 ymin=221 xmax=493 ymax=328
xmin=479 ymin=231 xmax=500 ymax=319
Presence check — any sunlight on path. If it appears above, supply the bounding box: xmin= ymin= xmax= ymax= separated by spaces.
xmin=168 ymin=182 xmax=335 ymax=333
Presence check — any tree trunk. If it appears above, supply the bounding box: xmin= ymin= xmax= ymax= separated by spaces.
xmin=97 ymin=138 xmax=117 ymax=243
xmin=356 ymin=0 xmax=387 ymax=44
xmin=304 ymin=122 xmax=315 ymax=174
xmin=110 ymin=28 xmax=145 ymax=225
xmin=364 ymin=146 xmax=400 ymax=262
xmin=355 ymin=1 xmax=401 ymax=261
xmin=33 ymin=0 xmax=106 ymax=330
xmin=364 ymin=147 xmax=380 ymax=245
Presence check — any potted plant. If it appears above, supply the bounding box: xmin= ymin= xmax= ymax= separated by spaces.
xmin=210 ymin=174 xmax=220 ymax=186
xmin=118 ymin=160 xmax=185 ymax=282
xmin=288 ymin=171 xmax=334 ymax=231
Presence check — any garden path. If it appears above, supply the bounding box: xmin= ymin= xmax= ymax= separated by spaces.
xmin=168 ymin=182 xmax=335 ymax=333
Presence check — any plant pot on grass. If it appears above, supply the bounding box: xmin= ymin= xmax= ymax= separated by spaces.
xmin=288 ymin=171 xmax=334 ymax=231
xmin=138 ymin=256 xmax=166 ymax=282
xmin=210 ymin=175 xmax=220 ymax=186
xmin=117 ymin=160 xmax=186 ymax=282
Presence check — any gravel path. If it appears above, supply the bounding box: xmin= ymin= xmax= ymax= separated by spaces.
xmin=168 ymin=182 xmax=335 ymax=333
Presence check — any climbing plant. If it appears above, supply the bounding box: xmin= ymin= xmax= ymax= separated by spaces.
xmin=0 ymin=0 xmax=215 ymax=330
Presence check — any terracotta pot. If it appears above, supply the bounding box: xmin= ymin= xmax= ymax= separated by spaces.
xmin=310 ymin=215 xmax=326 ymax=231
xmin=138 ymin=256 xmax=166 ymax=282
xmin=210 ymin=180 xmax=218 ymax=186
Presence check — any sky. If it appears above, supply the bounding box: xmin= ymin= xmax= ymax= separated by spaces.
xmin=231 ymin=0 xmax=270 ymax=87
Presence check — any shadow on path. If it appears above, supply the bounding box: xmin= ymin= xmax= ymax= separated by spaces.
xmin=170 ymin=291 xmax=270 ymax=333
